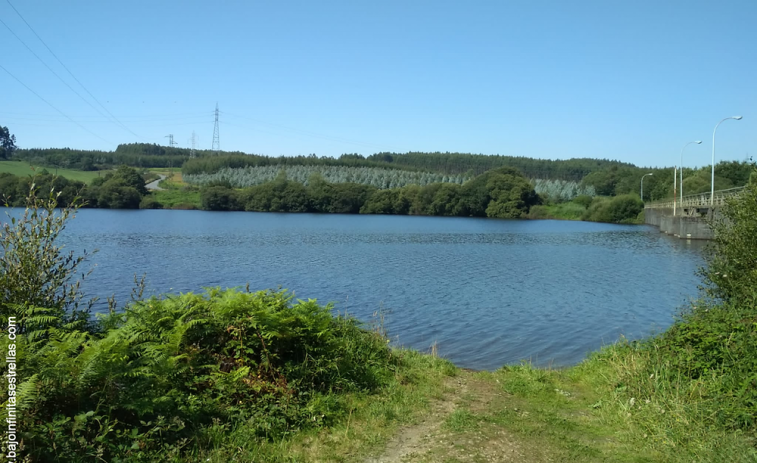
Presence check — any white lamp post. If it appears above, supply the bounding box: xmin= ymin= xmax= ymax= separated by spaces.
xmin=641 ymin=173 xmax=653 ymax=201
xmin=680 ymin=140 xmax=702 ymax=209
xmin=711 ymin=116 xmax=742 ymax=205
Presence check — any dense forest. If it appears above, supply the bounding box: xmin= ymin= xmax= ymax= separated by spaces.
xmin=365 ymin=151 xmax=635 ymax=179
xmin=180 ymin=153 xmax=428 ymax=175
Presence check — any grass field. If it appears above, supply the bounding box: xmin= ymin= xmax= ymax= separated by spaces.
xmin=0 ymin=160 xmax=106 ymax=184
xmin=149 ymin=188 xmax=201 ymax=209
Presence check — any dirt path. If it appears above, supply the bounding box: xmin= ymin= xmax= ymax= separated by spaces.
xmin=365 ymin=371 xmax=533 ymax=463
xmin=145 ymin=174 xmax=166 ymax=191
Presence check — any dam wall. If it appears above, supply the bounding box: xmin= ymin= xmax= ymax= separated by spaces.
xmin=644 ymin=207 xmax=714 ymax=240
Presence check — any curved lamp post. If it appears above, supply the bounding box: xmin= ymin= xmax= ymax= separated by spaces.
xmin=711 ymin=116 xmax=742 ymax=205
xmin=680 ymin=140 xmax=702 ymax=206
xmin=641 ymin=173 xmax=653 ymax=201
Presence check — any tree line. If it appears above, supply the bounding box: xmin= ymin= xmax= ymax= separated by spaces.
xmin=181 ymin=153 xmax=429 ymax=176
xmin=3 ymin=124 xmax=752 ymax=203
xmin=13 ymin=147 xmax=188 ymax=171
xmin=184 ymin=165 xmax=470 ymax=189
xmin=0 ymin=166 xmax=151 ymax=209
xmin=580 ymin=160 xmax=754 ymax=201
xmin=365 ymin=151 xmax=636 ymax=180
xmin=198 ymin=167 xmax=540 ymax=219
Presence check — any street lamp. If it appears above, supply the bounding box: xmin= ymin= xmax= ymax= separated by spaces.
xmin=641 ymin=173 xmax=653 ymax=201
xmin=680 ymin=140 xmax=702 ymax=206
xmin=711 ymin=116 xmax=742 ymax=205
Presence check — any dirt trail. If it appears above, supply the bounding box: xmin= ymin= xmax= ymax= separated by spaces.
xmin=365 ymin=371 xmax=531 ymax=463
xmin=145 ymin=174 xmax=166 ymax=191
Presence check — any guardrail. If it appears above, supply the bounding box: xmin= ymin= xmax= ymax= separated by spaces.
xmin=645 ymin=186 xmax=746 ymax=210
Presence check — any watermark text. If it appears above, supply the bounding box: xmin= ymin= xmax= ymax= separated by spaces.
xmin=5 ymin=317 xmax=18 ymax=461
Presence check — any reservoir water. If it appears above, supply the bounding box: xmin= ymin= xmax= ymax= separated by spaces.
xmin=50 ymin=209 xmax=705 ymax=370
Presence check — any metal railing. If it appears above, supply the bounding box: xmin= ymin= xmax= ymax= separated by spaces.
xmin=644 ymin=186 xmax=746 ymax=210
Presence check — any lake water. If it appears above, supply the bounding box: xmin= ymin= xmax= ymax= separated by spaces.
xmin=26 ymin=209 xmax=708 ymax=370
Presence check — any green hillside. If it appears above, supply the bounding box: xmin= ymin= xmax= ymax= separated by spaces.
xmin=0 ymin=160 xmax=105 ymax=184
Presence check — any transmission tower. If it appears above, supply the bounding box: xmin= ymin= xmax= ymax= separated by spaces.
xmin=190 ymin=131 xmax=197 ymax=158
xmin=165 ymin=134 xmax=177 ymax=147
xmin=211 ymin=103 xmax=220 ymax=155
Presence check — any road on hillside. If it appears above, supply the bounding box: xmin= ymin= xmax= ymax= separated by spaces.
xmin=145 ymin=175 xmax=166 ymax=191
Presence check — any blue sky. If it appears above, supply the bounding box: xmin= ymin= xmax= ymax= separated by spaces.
xmin=1 ymin=0 xmax=755 ymax=167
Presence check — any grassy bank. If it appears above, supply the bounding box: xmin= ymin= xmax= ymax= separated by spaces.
xmin=0 ymin=160 xmax=107 ymax=184
xmin=148 ymin=188 xmax=202 ymax=209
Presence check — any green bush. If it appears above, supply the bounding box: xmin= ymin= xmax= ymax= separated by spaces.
xmin=701 ymin=176 xmax=757 ymax=304
xmin=582 ymin=194 xmax=643 ymax=224
xmin=96 ymin=181 xmax=142 ymax=208
xmin=139 ymin=196 xmax=163 ymax=209
xmin=527 ymin=205 xmax=551 ymax=219
xmin=10 ymin=288 xmax=397 ymax=461
xmin=572 ymin=194 xmax=593 ymax=209
xmin=201 ymin=185 xmax=240 ymax=211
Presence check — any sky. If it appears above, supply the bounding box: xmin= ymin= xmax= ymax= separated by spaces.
xmin=1 ymin=0 xmax=755 ymax=168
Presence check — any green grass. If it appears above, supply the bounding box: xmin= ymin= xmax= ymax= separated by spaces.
xmin=148 ymin=188 xmax=201 ymax=209
xmin=194 ymin=351 xmax=456 ymax=462
xmin=0 ymin=160 xmax=106 ymax=184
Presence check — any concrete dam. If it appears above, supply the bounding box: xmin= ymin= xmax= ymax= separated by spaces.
xmin=644 ymin=187 xmax=745 ymax=240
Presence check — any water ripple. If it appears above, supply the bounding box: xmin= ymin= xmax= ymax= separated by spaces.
xmin=33 ymin=209 xmax=707 ymax=370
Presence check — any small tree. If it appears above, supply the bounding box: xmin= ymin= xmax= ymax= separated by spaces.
xmin=0 ymin=182 xmax=93 ymax=330
xmin=0 ymin=125 xmax=17 ymax=159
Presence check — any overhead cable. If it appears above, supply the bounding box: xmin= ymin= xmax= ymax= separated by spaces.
xmin=5 ymin=0 xmax=142 ymax=139
xmin=0 ymin=63 xmax=113 ymax=144
xmin=0 ymin=17 xmax=124 ymax=128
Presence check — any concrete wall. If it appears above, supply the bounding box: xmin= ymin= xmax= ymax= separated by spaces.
xmin=644 ymin=206 xmax=714 ymax=239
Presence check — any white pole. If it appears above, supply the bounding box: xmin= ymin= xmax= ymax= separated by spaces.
xmin=641 ymin=173 xmax=653 ymax=202
xmin=680 ymin=141 xmax=702 ymax=210
xmin=673 ymin=166 xmax=677 ymax=216
xmin=712 ymin=117 xmax=743 ymax=205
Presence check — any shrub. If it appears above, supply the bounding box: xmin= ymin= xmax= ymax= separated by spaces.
xmin=527 ymin=205 xmax=551 ymax=219
xmin=700 ymin=174 xmax=757 ymax=304
xmin=139 ymin=196 xmax=163 ymax=209
xmin=582 ymin=194 xmax=643 ymax=223
xmin=13 ymin=288 xmax=398 ymax=461
xmin=200 ymin=185 xmax=240 ymax=211
xmin=97 ymin=182 xmax=142 ymax=208
xmin=573 ymin=194 xmax=593 ymax=209
xmin=0 ymin=183 xmax=92 ymax=324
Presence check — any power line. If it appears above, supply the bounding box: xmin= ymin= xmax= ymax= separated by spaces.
xmin=2 ymin=115 xmax=213 ymax=124
xmin=5 ymin=0 xmax=142 ymax=139
xmin=0 ymin=63 xmax=113 ymax=145
xmin=0 ymin=17 xmax=120 ymax=126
